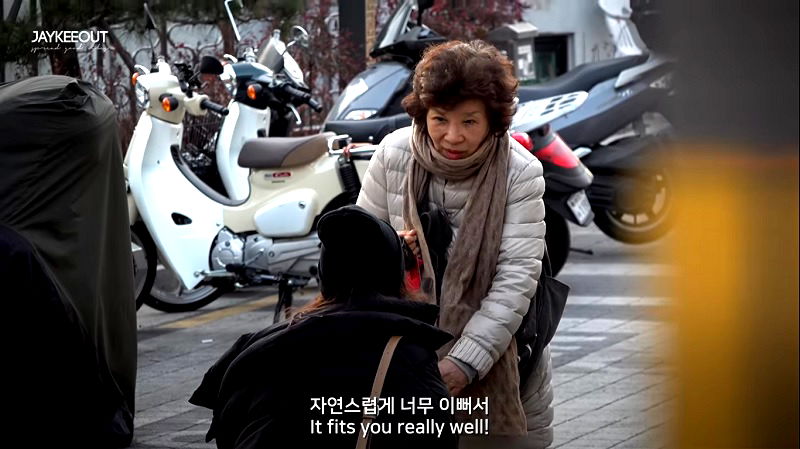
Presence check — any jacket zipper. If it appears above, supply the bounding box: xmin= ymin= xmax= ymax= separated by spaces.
xmin=438 ymin=179 xmax=448 ymax=308
xmin=441 ymin=179 xmax=447 ymax=216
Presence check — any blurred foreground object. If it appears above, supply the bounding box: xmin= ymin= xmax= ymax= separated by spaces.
xmin=0 ymin=76 xmax=137 ymax=447
xmin=665 ymin=1 xmax=799 ymax=447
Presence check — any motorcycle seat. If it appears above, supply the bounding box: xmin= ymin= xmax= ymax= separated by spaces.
xmin=239 ymin=132 xmax=335 ymax=169
xmin=324 ymin=113 xmax=412 ymax=144
xmin=518 ymin=54 xmax=649 ymax=102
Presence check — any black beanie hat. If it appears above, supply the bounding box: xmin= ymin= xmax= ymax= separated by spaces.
xmin=317 ymin=205 xmax=404 ymax=298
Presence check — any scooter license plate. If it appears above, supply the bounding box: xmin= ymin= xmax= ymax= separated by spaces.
xmin=567 ymin=190 xmax=592 ymax=225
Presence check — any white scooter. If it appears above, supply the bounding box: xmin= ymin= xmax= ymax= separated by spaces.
xmin=193 ymin=5 xmax=321 ymax=203
xmin=145 ymin=21 xmax=323 ymax=311
xmin=126 ymin=55 xmax=371 ymax=314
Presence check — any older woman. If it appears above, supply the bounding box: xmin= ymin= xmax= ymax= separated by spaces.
xmin=357 ymin=40 xmax=554 ymax=448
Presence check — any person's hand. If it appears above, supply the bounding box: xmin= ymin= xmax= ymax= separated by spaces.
xmin=397 ymin=229 xmax=420 ymax=257
xmin=344 ymin=142 xmax=370 ymax=151
xmin=438 ymin=359 xmax=469 ymax=396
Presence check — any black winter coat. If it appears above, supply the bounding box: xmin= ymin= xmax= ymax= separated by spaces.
xmin=0 ymin=225 xmax=131 ymax=448
xmin=190 ymin=293 xmax=459 ymax=449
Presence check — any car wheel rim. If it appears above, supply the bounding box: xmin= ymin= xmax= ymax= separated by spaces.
xmin=606 ymin=171 xmax=671 ymax=232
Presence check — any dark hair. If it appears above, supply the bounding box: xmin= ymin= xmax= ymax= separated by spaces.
xmin=402 ymin=40 xmax=518 ymax=135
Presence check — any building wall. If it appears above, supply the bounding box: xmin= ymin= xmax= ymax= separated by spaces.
xmin=365 ymin=0 xmax=378 ymax=60
xmin=523 ymin=0 xmax=616 ymax=68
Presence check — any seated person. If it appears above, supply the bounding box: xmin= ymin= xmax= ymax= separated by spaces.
xmin=190 ymin=205 xmax=458 ymax=449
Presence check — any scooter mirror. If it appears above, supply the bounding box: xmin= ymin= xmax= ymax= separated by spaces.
xmin=224 ymin=0 xmax=242 ymax=42
xmin=289 ymin=25 xmax=310 ymax=49
xmin=199 ymin=56 xmax=224 ymax=75
xmin=143 ymin=3 xmax=158 ymax=31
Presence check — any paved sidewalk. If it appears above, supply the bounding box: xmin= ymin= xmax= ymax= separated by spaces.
xmin=549 ymin=296 xmax=672 ymax=448
xmin=130 ymin=223 xmax=673 ymax=448
xmin=547 ymin=225 xmax=673 ymax=449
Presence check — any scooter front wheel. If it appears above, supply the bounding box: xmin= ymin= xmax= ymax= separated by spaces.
xmin=131 ymin=223 xmax=156 ymax=311
xmin=142 ymin=257 xmax=231 ymax=313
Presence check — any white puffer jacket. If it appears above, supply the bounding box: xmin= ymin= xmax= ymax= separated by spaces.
xmin=357 ymin=126 xmax=545 ymax=370
xmin=357 ymin=127 xmax=554 ymax=445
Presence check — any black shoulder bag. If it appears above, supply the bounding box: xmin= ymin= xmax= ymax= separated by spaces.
xmin=516 ymin=248 xmax=570 ymax=386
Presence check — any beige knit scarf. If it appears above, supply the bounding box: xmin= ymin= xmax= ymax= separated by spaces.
xmin=403 ymin=123 xmax=527 ymax=435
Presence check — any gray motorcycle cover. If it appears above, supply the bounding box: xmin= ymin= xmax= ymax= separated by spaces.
xmin=0 ymin=76 xmax=137 ymax=447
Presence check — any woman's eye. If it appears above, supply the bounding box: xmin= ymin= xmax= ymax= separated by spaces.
xmin=433 ymin=117 xmax=446 ymax=122
xmin=464 ymin=120 xmax=476 ymax=125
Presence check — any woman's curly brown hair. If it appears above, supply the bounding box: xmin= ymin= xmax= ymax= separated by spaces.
xmin=402 ymin=40 xmax=518 ymax=136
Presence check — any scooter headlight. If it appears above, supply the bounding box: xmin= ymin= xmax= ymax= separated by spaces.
xmin=224 ymin=79 xmax=237 ymax=96
xmin=221 ymin=64 xmax=237 ymax=96
xmin=135 ymin=82 xmax=150 ymax=109
xmin=343 ymin=109 xmax=378 ymax=120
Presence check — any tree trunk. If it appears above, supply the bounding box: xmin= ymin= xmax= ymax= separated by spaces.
xmin=5 ymin=0 xmax=22 ymax=21
xmin=158 ymin=16 xmax=169 ymax=60
xmin=97 ymin=20 xmax=138 ymax=126
xmin=99 ymin=20 xmax=136 ymax=72
xmin=39 ymin=1 xmax=82 ymax=78
xmin=96 ymin=47 xmax=105 ymax=92
xmin=217 ymin=18 xmax=236 ymax=57
xmin=47 ymin=44 xmax=82 ymax=77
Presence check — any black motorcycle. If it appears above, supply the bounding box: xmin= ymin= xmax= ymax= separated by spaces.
xmin=521 ymin=53 xmax=675 ymax=244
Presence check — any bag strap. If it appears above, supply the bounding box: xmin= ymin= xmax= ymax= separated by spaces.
xmin=541 ymin=245 xmax=553 ymax=278
xmin=356 ymin=335 xmax=403 ymax=449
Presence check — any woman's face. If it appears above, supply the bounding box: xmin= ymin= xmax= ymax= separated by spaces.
xmin=425 ymin=98 xmax=490 ymax=160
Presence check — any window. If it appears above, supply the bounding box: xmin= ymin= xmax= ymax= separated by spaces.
xmin=532 ymin=34 xmax=570 ymax=83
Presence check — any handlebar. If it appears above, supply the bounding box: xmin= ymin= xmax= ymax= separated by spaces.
xmin=201 ymin=99 xmax=229 ymax=116
xmin=280 ymin=84 xmax=310 ymax=101
xmin=279 ymin=84 xmax=323 ymax=113
xmin=308 ymin=98 xmax=323 ymax=113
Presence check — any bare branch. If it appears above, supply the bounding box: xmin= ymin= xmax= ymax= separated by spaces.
xmin=97 ymin=18 xmax=137 ymax=72
xmin=6 ymin=0 xmax=23 ymax=22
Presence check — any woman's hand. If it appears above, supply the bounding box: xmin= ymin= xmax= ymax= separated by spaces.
xmin=397 ymin=229 xmax=420 ymax=257
xmin=438 ymin=359 xmax=469 ymax=396
xmin=343 ymin=142 xmax=370 ymax=151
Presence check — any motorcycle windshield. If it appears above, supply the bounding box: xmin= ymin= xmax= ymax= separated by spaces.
xmin=327 ymin=62 xmax=412 ymax=121
xmin=257 ymin=36 xmax=306 ymax=87
xmin=282 ymin=51 xmax=306 ymax=87
xmin=372 ymin=0 xmax=415 ymax=55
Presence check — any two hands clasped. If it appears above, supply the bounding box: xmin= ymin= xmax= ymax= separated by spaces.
xmin=397 ymin=229 xmax=470 ymax=397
